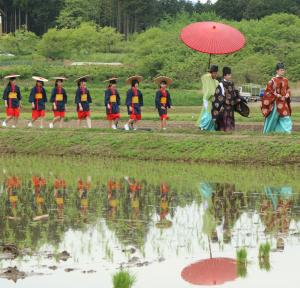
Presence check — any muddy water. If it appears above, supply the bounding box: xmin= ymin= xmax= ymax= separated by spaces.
xmin=0 ymin=157 xmax=299 ymax=287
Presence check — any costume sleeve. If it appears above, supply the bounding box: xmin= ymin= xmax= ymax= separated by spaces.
xmin=139 ymin=91 xmax=144 ymax=106
xmin=155 ymin=91 xmax=161 ymax=109
xmin=50 ymin=88 xmax=56 ymax=103
xmin=201 ymin=75 xmax=210 ymax=101
xmin=75 ymin=89 xmax=81 ymax=104
xmin=87 ymin=89 xmax=92 ymax=103
xmin=43 ymin=88 xmax=47 ymax=103
xmin=104 ymin=90 xmax=110 ymax=106
xmin=232 ymin=82 xmax=241 ymax=103
xmin=63 ymin=89 xmax=68 ymax=104
xmin=29 ymin=88 xmax=35 ymax=103
xmin=116 ymin=90 xmax=120 ymax=105
xmin=261 ymin=79 xmax=276 ymax=117
xmin=167 ymin=91 xmax=172 ymax=108
xmin=3 ymin=87 xmax=9 ymax=100
xmin=211 ymin=85 xmax=224 ymax=120
xmin=264 ymin=79 xmax=275 ymax=98
xmin=286 ymin=79 xmax=291 ymax=97
xmin=17 ymin=86 xmax=22 ymax=101
xmin=126 ymin=89 xmax=132 ymax=106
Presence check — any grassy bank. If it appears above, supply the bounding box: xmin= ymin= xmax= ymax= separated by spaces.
xmin=0 ymin=129 xmax=299 ymax=165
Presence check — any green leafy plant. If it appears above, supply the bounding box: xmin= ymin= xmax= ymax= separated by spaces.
xmin=259 ymin=243 xmax=271 ymax=271
xmin=236 ymin=248 xmax=247 ymax=278
xmin=113 ymin=271 xmax=136 ymax=288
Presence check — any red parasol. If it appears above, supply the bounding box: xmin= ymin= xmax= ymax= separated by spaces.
xmin=181 ymin=257 xmax=237 ymax=286
xmin=180 ymin=21 xmax=246 ymax=68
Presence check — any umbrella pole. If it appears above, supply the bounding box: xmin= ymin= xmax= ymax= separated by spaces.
xmin=208 ymin=236 xmax=212 ymax=259
xmin=208 ymin=54 xmax=212 ymax=70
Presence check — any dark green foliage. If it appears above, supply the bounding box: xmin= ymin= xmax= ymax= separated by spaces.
xmin=2 ymin=0 xmax=300 ymax=36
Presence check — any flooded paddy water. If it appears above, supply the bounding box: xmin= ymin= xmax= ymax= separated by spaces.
xmin=0 ymin=156 xmax=299 ymax=288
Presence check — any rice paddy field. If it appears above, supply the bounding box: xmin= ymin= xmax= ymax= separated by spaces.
xmin=0 ymin=156 xmax=299 ymax=287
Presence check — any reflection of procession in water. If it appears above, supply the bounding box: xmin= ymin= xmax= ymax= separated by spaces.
xmin=199 ymin=182 xmax=295 ymax=246
xmin=107 ymin=178 xmax=121 ymax=219
xmin=0 ymin=164 xmax=299 ymax=288
xmin=31 ymin=176 xmax=49 ymax=221
xmin=261 ymin=186 xmax=294 ymax=251
xmin=54 ymin=177 xmax=67 ymax=221
xmin=5 ymin=176 xmax=21 ymax=220
xmin=77 ymin=176 xmax=91 ymax=221
xmin=155 ymin=182 xmax=174 ymax=229
xmin=124 ymin=176 xmax=142 ymax=219
xmin=200 ymin=182 xmax=245 ymax=244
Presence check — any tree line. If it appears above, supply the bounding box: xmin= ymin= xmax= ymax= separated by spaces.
xmin=1 ymin=0 xmax=300 ymax=36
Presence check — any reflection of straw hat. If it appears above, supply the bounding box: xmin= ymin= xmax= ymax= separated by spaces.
xmin=126 ymin=75 xmax=143 ymax=85
xmin=52 ymin=77 xmax=68 ymax=81
xmin=104 ymin=77 xmax=118 ymax=83
xmin=32 ymin=76 xmax=48 ymax=82
xmin=155 ymin=219 xmax=173 ymax=229
xmin=153 ymin=76 xmax=173 ymax=86
xmin=4 ymin=74 xmax=20 ymax=79
xmin=74 ymin=75 xmax=90 ymax=83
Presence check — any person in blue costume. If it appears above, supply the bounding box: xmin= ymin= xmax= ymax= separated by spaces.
xmin=154 ymin=76 xmax=173 ymax=130
xmin=28 ymin=76 xmax=48 ymax=129
xmin=49 ymin=77 xmax=68 ymax=129
xmin=75 ymin=75 xmax=92 ymax=129
xmin=124 ymin=75 xmax=144 ymax=131
xmin=2 ymin=74 xmax=22 ymax=128
xmin=104 ymin=77 xmax=121 ymax=130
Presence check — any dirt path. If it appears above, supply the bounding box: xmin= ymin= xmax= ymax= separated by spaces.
xmin=4 ymin=119 xmax=300 ymax=132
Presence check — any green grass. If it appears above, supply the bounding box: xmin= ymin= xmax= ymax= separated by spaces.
xmin=259 ymin=243 xmax=271 ymax=258
xmin=236 ymin=248 xmax=248 ymax=278
xmin=259 ymin=243 xmax=271 ymax=271
xmin=1 ymin=129 xmax=300 ymax=165
xmin=237 ymin=248 xmax=247 ymax=263
xmin=113 ymin=271 xmax=136 ymax=288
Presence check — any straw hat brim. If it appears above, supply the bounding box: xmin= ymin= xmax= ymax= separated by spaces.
xmin=74 ymin=75 xmax=90 ymax=83
xmin=32 ymin=76 xmax=49 ymax=82
xmin=4 ymin=74 xmax=20 ymax=79
xmin=104 ymin=77 xmax=118 ymax=83
xmin=153 ymin=76 xmax=173 ymax=85
xmin=52 ymin=77 xmax=68 ymax=81
xmin=126 ymin=75 xmax=143 ymax=85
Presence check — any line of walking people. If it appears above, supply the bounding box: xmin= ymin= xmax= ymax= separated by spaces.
xmin=2 ymin=75 xmax=173 ymax=130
